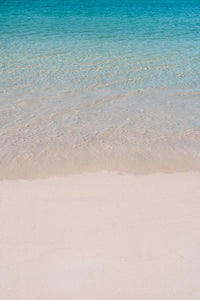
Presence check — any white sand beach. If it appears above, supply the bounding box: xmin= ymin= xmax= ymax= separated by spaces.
xmin=0 ymin=172 xmax=200 ymax=300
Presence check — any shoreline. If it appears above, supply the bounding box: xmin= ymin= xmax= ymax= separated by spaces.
xmin=1 ymin=171 xmax=200 ymax=299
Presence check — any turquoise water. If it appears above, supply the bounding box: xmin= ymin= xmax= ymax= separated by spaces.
xmin=1 ymin=0 xmax=200 ymax=178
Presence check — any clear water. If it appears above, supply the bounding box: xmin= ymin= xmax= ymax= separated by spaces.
xmin=1 ymin=0 xmax=200 ymax=178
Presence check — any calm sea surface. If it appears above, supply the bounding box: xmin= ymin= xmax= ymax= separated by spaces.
xmin=1 ymin=0 xmax=200 ymax=178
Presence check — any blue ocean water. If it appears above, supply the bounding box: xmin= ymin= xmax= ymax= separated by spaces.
xmin=0 ymin=0 xmax=200 ymax=178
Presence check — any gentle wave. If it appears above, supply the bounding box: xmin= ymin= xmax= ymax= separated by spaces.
xmin=1 ymin=0 xmax=200 ymax=178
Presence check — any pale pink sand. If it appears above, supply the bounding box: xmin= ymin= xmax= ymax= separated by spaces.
xmin=0 ymin=172 xmax=200 ymax=300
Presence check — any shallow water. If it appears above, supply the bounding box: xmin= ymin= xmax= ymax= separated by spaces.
xmin=1 ymin=0 xmax=200 ymax=178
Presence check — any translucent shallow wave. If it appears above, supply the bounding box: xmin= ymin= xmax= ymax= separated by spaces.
xmin=1 ymin=0 xmax=200 ymax=178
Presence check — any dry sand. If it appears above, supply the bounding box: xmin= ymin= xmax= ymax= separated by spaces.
xmin=0 ymin=172 xmax=200 ymax=300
